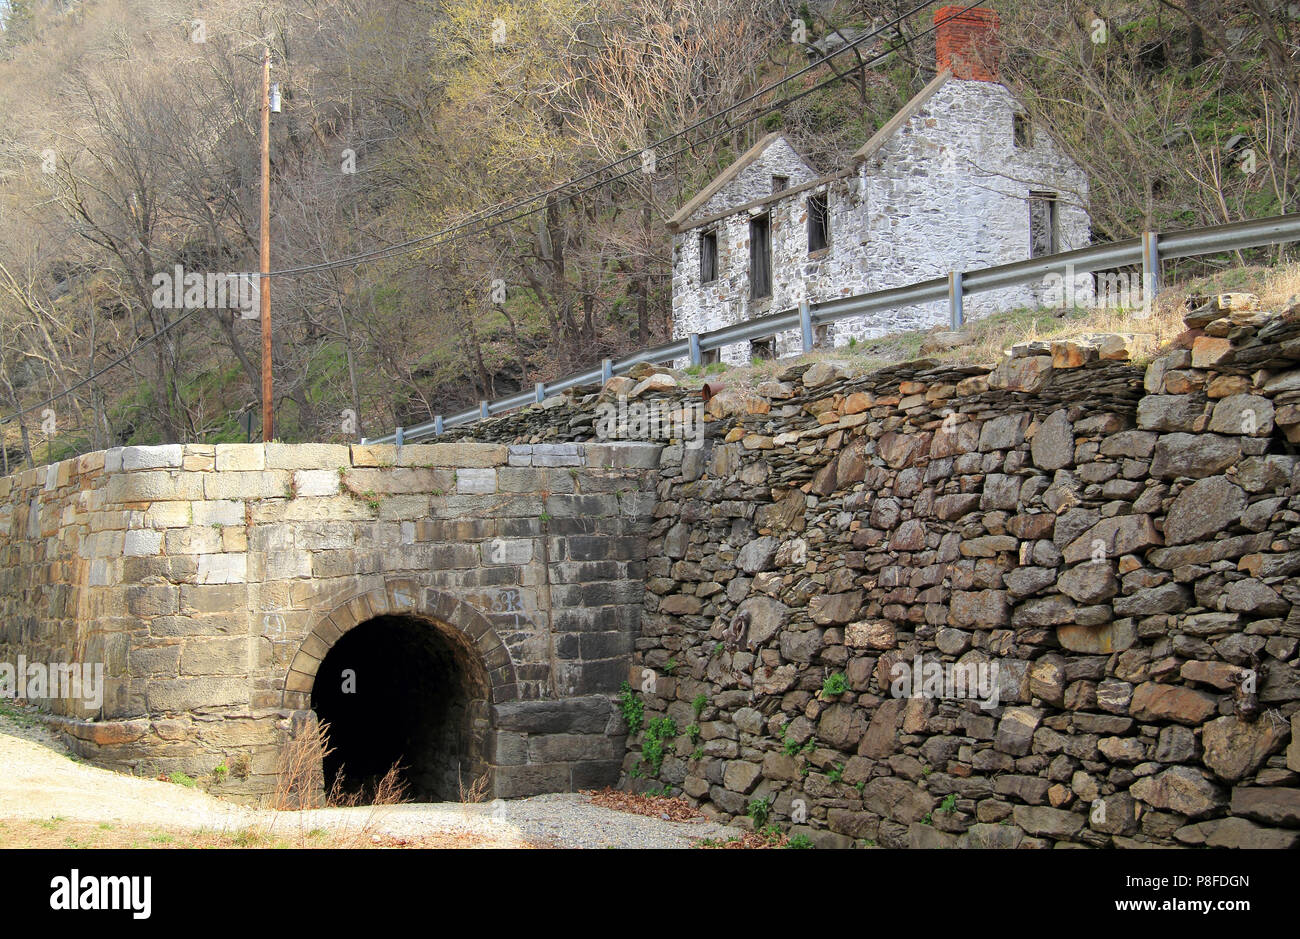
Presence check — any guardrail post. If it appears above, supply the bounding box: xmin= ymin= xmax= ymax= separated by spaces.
xmin=1142 ymin=231 xmax=1159 ymax=306
xmin=434 ymin=415 xmax=444 ymax=436
xmin=689 ymin=333 xmax=702 ymax=367
xmin=479 ymin=400 xmax=489 ymax=420
xmin=535 ymin=382 xmax=545 ymax=404
xmin=799 ymin=300 xmax=814 ymax=353
xmin=948 ymin=271 xmax=964 ymax=328
xmin=601 ymin=359 xmax=613 ymax=384
xmin=394 ymin=426 xmax=404 ymax=448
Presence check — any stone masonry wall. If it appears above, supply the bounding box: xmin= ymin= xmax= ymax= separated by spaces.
xmin=0 ymin=440 xmax=660 ymax=802
xmin=441 ymin=298 xmax=1300 ymax=847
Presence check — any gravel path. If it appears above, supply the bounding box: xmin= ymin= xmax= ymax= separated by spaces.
xmin=0 ymin=708 xmax=739 ymax=849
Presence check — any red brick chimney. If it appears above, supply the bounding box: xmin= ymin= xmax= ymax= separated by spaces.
xmin=934 ymin=6 xmax=1000 ymax=82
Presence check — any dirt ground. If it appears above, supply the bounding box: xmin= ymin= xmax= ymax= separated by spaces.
xmin=0 ymin=705 xmax=740 ymax=849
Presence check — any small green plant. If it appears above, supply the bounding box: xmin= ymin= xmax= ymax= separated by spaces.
xmin=828 ymin=762 xmax=844 ymax=783
xmin=213 ymin=763 xmax=228 ymax=781
xmin=211 ymin=522 xmax=224 ymax=531
xmin=664 ymin=657 xmax=679 ymax=675
xmin=920 ymin=812 xmax=933 ymax=826
xmin=787 ymin=833 xmax=814 ymax=849
xmin=167 ymin=772 xmax=196 ymax=788
xmin=711 ymin=642 xmax=724 ymax=656
xmin=640 ymin=716 xmax=679 ymax=775
xmin=821 ymin=672 xmax=848 ymax=697
xmin=686 ymin=722 xmax=701 ymax=744
xmin=747 ymin=795 xmax=773 ymax=827
xmin=921 ymin=765 xmax=933 ymax=777
xmin=783 ymin=735 xmax=801 ymax=757
xmin=692 ymin=693 xmax=708 ymax=717
xmin=938 ymin=793 xmax=958 ymax=814
xmin=538 ymin=511 xmax=552 ymax=522
xmin=690 ymin=747 xmax=704 ymax=761
xmin=801 ymin=738 xmax=816 ymax=755
xmin=618 ymin=681 xmax=644 ymax=737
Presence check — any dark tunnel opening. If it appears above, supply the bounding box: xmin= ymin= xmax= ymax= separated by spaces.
xmin=310 ymin=614 xmax=490 ymax=802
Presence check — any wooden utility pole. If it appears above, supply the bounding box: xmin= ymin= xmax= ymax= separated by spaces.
xmin=259 ymin=46 xmax=273 ymax=441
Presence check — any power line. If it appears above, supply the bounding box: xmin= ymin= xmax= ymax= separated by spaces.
xmin=265 ymin=0 xmax=942 ymax=277
xmin=1 ymin=2 xmax=968 ymax=428
xmin=0 ymin=306 xmax=205 ymax=428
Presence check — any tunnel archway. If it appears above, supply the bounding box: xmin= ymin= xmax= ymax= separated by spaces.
xmin=310 ymin=613 xmax=492 ymax=802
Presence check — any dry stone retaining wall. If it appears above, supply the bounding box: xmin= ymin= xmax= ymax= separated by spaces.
xmin=446 ymin=301 xmax=1300 ymax=847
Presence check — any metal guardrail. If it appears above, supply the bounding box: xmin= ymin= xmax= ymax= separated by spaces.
xmin=363 ymin=212 xmax=1300 ymax=445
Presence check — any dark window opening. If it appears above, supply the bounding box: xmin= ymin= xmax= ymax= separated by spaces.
xmin=750 ymin=213 xmax=772 ymax=299
xmin=1029 ymin=192 xmax=1058 ymax=258
xmin=311 ymin=614 xmax=491 ymax=802
xmin=700 ymin=229 xmax=718 ymax=283
xmin=1014 ymin=113 xmax=1033 ymax=148
xmin=807 ymin=193 xmax=829 ymax=253
xmin=751 ymin=337 xmax=775 ymax=360
xmin=772 ymin=175 xmax=789 ymax=193
xmin=701 ymin=348 xmax=721 ymax=366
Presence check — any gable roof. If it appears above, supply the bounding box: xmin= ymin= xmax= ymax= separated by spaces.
xmin=852 ymin=68 xmax=952 ymax=163
xmin=666 ymin=132 xmax=815 ymax=231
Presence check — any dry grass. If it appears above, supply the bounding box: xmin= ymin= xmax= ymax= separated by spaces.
xmin=1260 ymin=261 xmax=1300 ymax=311
xmin=458 ymin=767 xmax=492 ymax=804
xmin=0 ymin=817 xmax=522 ymax=849
xmin=259 ymin=715 xmax=411 ymax=848
xmin=677 ymin=261 xmax=1300 ymax=395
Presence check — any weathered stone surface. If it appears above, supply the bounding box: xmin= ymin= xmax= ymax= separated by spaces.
xmin=736 ymin=536 xmax=779 ymax=573
xmin=1062 ymin=515 xmax=1161 ymax=564
xmin=1230 ymin=786 xmax=1300 ymax=827
xmin=995 ymin=707 xmax=1042 ymax=757
xmin=810 ymin=591 xmax=864 ymax=625
xmin=1164 ymin=476 xmax=1246 ymax=545
xmin=1150 ymin=433 xmax=1242 ymax=479
xmin=1031 ymin=410 xmax=1074 ymax=470
xmin=1057 ymin=563 xmax=1118 ymax=604
xmin=739 ymin=596 xmax=790 ymax=649
xmin=818 ymin=703 xmax=867 ymax=751
xmin=1130 ymin=766 xmax=1226 ymax=818
xmin=1200 ymin=716 xmax=1289 ymax=782
xmin=1012 ymin=805 xmax=1084 ymax=838
xmin=1129 ymin=682 xmax=1218 ymax=725
xmin=1057 ymin=619 xmax=1135 ymax=654
xmin=1174 ymin=816 xmax=1298 ymax=849
xmin=859 ymin=699 xmax=906 ymax=759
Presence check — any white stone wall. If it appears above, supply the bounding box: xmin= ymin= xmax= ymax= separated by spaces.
xmin=670 ymin=77 xmax=1093 ymax=364
xmin=671 ymin=138 xmax=822 ymax=366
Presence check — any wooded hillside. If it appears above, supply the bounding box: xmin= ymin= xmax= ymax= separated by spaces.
xmin=0 ymin=0 xmax=1295 ymax=465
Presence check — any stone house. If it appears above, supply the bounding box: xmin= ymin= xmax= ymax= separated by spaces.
xmin=668 ymin=6 xmax=1092 ymax=365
